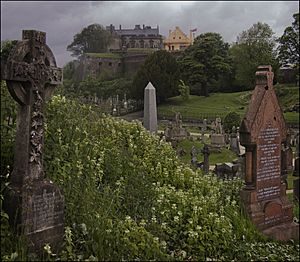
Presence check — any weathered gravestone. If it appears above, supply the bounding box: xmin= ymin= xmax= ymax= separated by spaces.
xmin=164 ymin=112 xmax=190 ymax=142
xmin=201 ymin=144 xmax=210 ymax=174
xmin=143 ymin=82 xmax=157 ymax=133
xmin=230 ymin=126 xmax=240 ymax=154
xmin=239 ymin=65 xmax=298 ymax=241
xmin=1 ymin=30 xmax=64 ymax=252
xmin=211 ymin=117 xmax=226 ymax=146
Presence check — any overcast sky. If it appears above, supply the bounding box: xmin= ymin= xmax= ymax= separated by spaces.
xmin=1 ymin=1 xmax=299 ymax=67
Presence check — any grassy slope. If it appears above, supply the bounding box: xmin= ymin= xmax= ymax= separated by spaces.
xmin=158 ymin=85 xmax=299 ymax=124
xmin=177 ymin=139 xmax=238 ymax=165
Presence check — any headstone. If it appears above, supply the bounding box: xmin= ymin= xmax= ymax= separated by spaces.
xmin=164 ymin=112 xmax=190 ymax=142
xmin=239 ymin=65 xmax=298 ymax=242
xmin=235 ymin=155 xmax=245 ymax=179
xmin=237 ymin=126 xmax=246 ymax=155
xmin=224 ymin=132 xmax=230 ymax=144
xmin=143 ymin=82 xmax=157 ymax=133
xmin=230 ymin=126 xmax=240 ymax=154
xmin=214 ymin=162 xmax=237 ymax=179
xmin=202 ymin=118 xmax=207 ymax=131
xmin=211 ymin=133 xmax=226 ymax=146
xmin=191 ymin=145 xmax=198 ymax=165
xmin=201 ymin=144 xmax=210 ymax=174
xmin=1 ymin=30 xmax=64 ymax=253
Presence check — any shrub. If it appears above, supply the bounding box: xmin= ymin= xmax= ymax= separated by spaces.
xmin=223 ymin=111 xmax=241 ymax=133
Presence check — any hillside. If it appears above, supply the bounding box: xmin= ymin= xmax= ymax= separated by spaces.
xmin=158 ymin=85 xmax=299 ymax=124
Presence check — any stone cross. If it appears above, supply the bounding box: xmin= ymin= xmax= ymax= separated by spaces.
xmin=201 ymin=144 xmax=210 ymax=174
xmin=2 ymin=30 xmax=64 ymax=252
xmin=239 ymin=65 xmax=298 ymax=241
xmin=143 ymin=82 xmax=157 ymax=133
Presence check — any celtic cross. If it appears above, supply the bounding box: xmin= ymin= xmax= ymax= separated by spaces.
xmin=2 ymin=30 xmax=62 ymax=187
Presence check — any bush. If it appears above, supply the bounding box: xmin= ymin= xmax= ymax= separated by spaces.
xmin=223 ymin=111 xmax=241 ymax=133
xmin=132 ymin=50 xmax=180 ymax=103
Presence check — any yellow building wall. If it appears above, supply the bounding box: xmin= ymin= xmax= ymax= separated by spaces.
xmin=163 ymin=26 xmax=193 ymax=51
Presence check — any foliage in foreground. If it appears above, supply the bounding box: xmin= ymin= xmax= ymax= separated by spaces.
xmin=1 ymin=86 xmax=299 ymax=261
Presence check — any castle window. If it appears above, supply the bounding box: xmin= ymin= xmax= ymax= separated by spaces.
xmin=99 ymin=62 xmax=102 ymax=66
xmin=118 ymin=63 xmax=121 ymax=67
xmin=108 ymin=62 xmax=112 ymax=66
xmin=179 ymin=36 xmax=181 ymax=39
xmin=173 ymin=37 xmax=175 ymax=39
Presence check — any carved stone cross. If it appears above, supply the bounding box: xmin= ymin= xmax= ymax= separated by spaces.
xmin=2 ymin=30 xmax=62 ymax=186
xmin=2 ymin=30 xmax=64 ymax=252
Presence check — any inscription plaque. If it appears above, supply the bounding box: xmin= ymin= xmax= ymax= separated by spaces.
xmin=257 ymin=127 xmax=281 ymax=201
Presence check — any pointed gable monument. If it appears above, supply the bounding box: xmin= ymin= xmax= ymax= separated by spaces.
xmin=143 ymin=82 xmax=157 ymax=133
xmin=239 ymin=65 xmax=299 ymax=241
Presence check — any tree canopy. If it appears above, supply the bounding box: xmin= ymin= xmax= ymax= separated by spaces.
xmin=131 ymin=50 xmax=180 ymax=103
xmin=178 ymin=32 xmax=232 ymax=96
xmin=277 ymin=13 xmax=299 ymax=68
xmin=230 ymin=22 xmax=279 ymax=90
xmin=67 ymin=24 xmax=113 ymax=58
xmin=0 ymin=40 xmax=18 ymax=63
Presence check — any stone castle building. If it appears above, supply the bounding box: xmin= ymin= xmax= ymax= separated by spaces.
xmin=74 ymin=25 xmax=197 ymax=81
xmin=106 ymin=24 xmax=163 ymax=50
xmin=163 ymin=26 xmax=195 ymax=51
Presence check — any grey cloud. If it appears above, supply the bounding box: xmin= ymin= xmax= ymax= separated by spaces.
xmin=1 ymin=1 xmax=299 ymax=67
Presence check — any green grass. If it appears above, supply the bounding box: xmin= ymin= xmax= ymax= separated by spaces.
xmin=287 ymin=171 xmax=299 ymax=190
xmin=158 ymin=92 xmax=250 ymax=120
xmin=85 ymin=52 xmax=121 ymax=59
xmin=158 ymin=86 xmax=299 ymax=124
xmin=287 ymin=192 xmax=299 ymax=221
xmin=176 ymin=138 xmax=237 ymax=165
xmin=275 ymin=85 xmax=299 ymax=108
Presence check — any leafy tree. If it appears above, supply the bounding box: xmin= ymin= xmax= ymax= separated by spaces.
xmin=131 ymin=50 xmax=180 ymax=103
xmin=177 ymin=56 xmax=205 ymax=95
xmin=178 ymin=32 xmax=232 ymax=96
xmin=230 ymin=22 xmax=279 ymax=90
xmin=78 ymin=76 xmax=132 ymax=99
xmin=67 ymin=24 xmax=113 ymax=57
xmin=178 ymin=80 xmax=190 ymax=101
xmin=223 ymin=112 xmax=241 ymax=133
xmin=63 ymin=60 xmax=77 ymax=80
xmin=277 ymin=13 xmax=299 ymax=68
xmin=1 ymin=40 xmax=18 ymax=65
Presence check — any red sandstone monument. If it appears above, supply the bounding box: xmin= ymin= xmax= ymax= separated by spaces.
xmin=239 ymin=65 xmax=299 ymax=241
